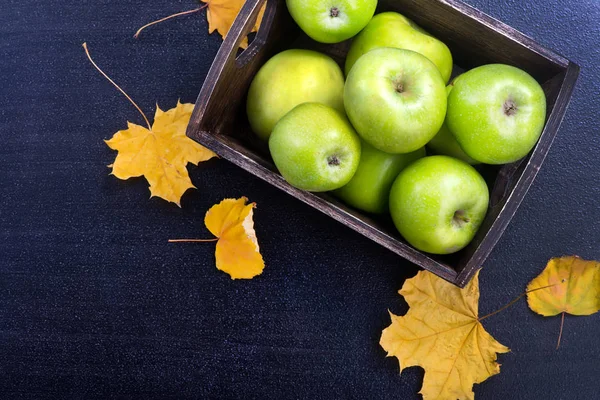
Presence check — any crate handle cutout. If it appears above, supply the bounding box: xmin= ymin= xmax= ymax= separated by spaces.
xmin=235 ymin=0 xmax=276 ymax=69
xmin=187 ymin=0 xmax=281 ymax=136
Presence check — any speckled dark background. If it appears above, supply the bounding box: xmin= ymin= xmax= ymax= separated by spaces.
xmin=1 ymin=0 xmax=599 ymax=398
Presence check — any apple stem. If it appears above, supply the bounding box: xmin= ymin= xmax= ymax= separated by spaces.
xmin=504 ymin=99 xmax=518 ymax=116
xmin=134 ymin=5 xmax=208 ymax=39
xmin=394 ymin=81 xmax=404 ymax=93
xmin=82 ymin=43 xmax=152 ymax=130
xmin=452 ymin=210 xmax=470 ymax=227
xmin=330 ymin=7 xmax=339 ymax=17
xmin=327 ymin=155 xmax=340 ymax=166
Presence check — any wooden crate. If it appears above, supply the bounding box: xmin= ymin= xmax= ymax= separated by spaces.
xmin=186 ymin=0 xmax=579 ymax=287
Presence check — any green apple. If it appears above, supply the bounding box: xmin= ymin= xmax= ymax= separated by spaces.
xmin=246 ymin=49 xmax=345 ymax=140
xmin=334 ymin=142 xmax=425 ymax=214
xmin=427 ymin=124 xmax=479 ymax=164
xmin=389 ymin=155 xmax=489 ymax=254
xmin=344 ymin=48 xmax=447 ymax=154
xmin=344 ymin=12 xmax=453 ymax=83
xmin=427 ymin=84 xmax=479 ymax=164
xmin=446 ymin=64 xmax=547 ymax=164
xmin=269 ymin=103 xmax=361 ymax=192
xmin=286 ymin=0 xmax=376 ymax=43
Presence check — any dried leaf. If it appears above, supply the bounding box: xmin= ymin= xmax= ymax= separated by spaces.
xmin=380 ymin=270 xmax=509 ymax=400
xmin=105 ymin=101 xmax=216 ymax=206
xmin=202 ymin=0 xmax=266 ymax=49
xmin=527 ymin=256 xmax=600 ymax=316
xmin=205 ymin=197 xmax=264 ymax=279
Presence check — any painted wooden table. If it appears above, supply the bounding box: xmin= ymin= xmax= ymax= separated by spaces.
xmin=1 ymin=0 xmax=598 ymax=398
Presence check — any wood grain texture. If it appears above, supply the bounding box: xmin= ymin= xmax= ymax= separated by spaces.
xmin=187 ymin=0 xmax=579 ymax=286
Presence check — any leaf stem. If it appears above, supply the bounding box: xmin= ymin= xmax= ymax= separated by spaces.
xmin=478 ymin=283 xmax=559 ymax=322
xmin=82 ymin=43 xmax=152 ymax=130
xmin=134 ymin=5 xmax=208 ymax=39
xmin=556 ymin=312 xmax=565 ymax=349
xmin=168 ymin=238 xmax=218 ymax=243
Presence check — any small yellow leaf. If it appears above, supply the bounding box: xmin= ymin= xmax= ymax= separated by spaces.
xmin=527 ymin=256 xmax=600 ymax=316
xmin=205 ymin=197 xmax=264 ymax=279
xmin=202 ymin=0 xmax=266 ymax=49
xmin=105 ymin=101 xmax=216 ymax=206
xmin=380 ymin=270 xmax=509 ymax=400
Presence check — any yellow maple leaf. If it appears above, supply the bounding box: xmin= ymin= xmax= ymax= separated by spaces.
xmin=202 ymin=0 xmax=266 ymax=49
xmin=380 ymin=270 xmax=509 ymax=400
xmin=105 ymin=101 xmax=217 ymax=206
xmin=204 ymin=197 xmax=265 ymax=279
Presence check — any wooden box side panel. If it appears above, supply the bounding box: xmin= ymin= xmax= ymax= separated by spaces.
xmin=456 ymin=62 xmax=579 ymax=285
xmin=381 ymin=0 xmax=568 ymax=81
xmin=188 ymin=0 xmax=292 ymax=139
xmin=196 ymin=130 xmax=460 ymax=282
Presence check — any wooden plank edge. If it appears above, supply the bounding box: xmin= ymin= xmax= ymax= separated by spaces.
xmin=455 ymin=62 xmax=580 ymax=287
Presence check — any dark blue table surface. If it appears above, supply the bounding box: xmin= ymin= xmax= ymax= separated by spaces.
xmin=1 ymin=0 xmax=599 ymax=398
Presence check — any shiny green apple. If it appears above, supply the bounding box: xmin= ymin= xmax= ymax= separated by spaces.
xmin=344 ymin=48 xmax=447 ymax=154
xmin=246 ymin=49 xmax=345 ymax=141
xmin=427 ymin=84 xmax=479 ymax=164
xmin=344 ymin=12 xmax=453 ymax=82
xmin=446 ymin=64 xmax=547 ymax=164
xmin=269 ymin=103 xmax=361 ymax=192
xmin=389 ymin=156 xmax=489 ymax=254
xmin=286 ymin=0 xmax=376 ymax=43
xmin=334 ymin=142 xmax=425 ymax=214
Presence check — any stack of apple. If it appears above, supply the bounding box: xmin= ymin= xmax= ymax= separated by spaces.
xmin=245 ymin=2 xmax=547 ymax=255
